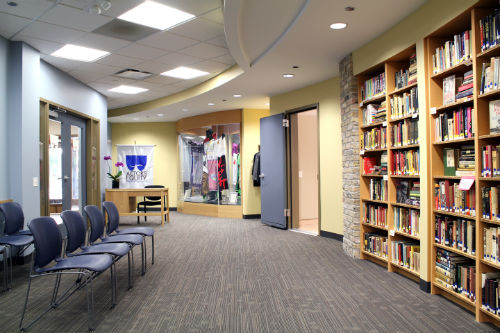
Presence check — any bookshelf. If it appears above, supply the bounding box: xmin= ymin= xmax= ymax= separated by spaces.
xmin=424 ymin=2 xmax=500 ymax=326
xmin=358 ymin=44 xmax=422 ymax=283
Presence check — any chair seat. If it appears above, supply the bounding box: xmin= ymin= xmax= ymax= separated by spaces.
xmin=77 ymin=243 xmax=130 ymax=257
xmin=17 ymin=230 xmax=32 ymax=236
xmin=0 ymin=234 xmax=33 ymax=247
xmin=37 ymin=254 xmax=112 ymax=273
xmin=137 ymin=201 xmax=161 ymax=206
xmin=117 ymin=227 xmax=154 ymax=236
xmin=101 ymin=234 xmax=143 ymax=245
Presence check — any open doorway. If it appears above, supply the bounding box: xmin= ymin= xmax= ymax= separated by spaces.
xmin=289 ymin=108 xmax=319 ymax=235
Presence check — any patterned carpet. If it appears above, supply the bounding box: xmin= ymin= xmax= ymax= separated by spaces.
xmin=0 ymin=212 xmax=496 ymax=332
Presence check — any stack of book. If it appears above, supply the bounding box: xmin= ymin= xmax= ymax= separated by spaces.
xmin=456 ymin=70 xmax=473 ymax=99
xmin=408 ymin=53 xmax=417 ymax=85
xmin=490 ymin=99 xmax=500 ymax=134
xmin=434 ymin=215 xmax=476 ymax=254
xmin=364 ymin=232 xmax=388 ymax=258
xmin=369 ymin=179 xmax=387 ymax=201
xmin=362 ymin=72 xmax=386 ymax=101
xmin=434 ymin=106 xmax=474 ymax=142
xmin=390 ymin=87 xmax=418 ymax=119
xmin=395 ymin=180 xmax=420 ymax=206
xmin=393 ymin=207 xmax=420 ymax=236
xmin=361 ymin=126 xmax=387 ymax=150
xmin=480 ymin=57 xmax=500 ymax=94
xmin=391 ymin=118 xmax=418 ymax=147
xmin=435 ymin=248 xmax=476 ymax=301
xmin=481 ymin=186 xmax=500 ymax=220
xmin=409 ymin=181 xmax=420 ymax=206
xmin=479 ymin=8 xmax=500 ymax=52
xmin=432 ymin=30 xmax=472 ymax=74
xmin=483 ymin=226 xmax=500 ymax=264
xmin=457 ymin=145 xmax=475 ymax=175
xmin=362 ymin=102 xmax=387 ymax=125
xmin=482 ymin=273 xmax=500 ymax=315
xmin=481 ymin=145 xmax=500 ymax=177
xmin=380 ymin=152 xmax=388 ymax=175
xmin=391 ymin=149 xmax=419 ymax=176
xmin=434 ymin=180 xmax=476 ymax=216
xmin=394 ymin=54 xmax=417 ymax=89
xmin=391 ymin=241 xmax=420 ymax=272
xmin=364 ymin=204 xmax=387 ymax=227
xmin=443 ymin=75 xmax=463 ymax=105
xmin=362 ymin=156 xmax=377 ymax=174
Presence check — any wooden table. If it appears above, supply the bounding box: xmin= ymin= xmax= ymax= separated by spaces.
xmin=105 ymin=188 xmax=170 ymax=225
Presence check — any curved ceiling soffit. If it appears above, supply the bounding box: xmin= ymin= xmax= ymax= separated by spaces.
xmin=224 ymin=0 xmax=310 ymax=69
xmin=108 ymin=64 xmax=244 ymax=117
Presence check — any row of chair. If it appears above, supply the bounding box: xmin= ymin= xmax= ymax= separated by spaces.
xmin=15 ymin=201 xmax=155 ymax=332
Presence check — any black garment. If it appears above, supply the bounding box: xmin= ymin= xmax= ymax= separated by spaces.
xmin=218 ymin=155 xmax=228 ymax=190
xmin=252 ymin=152 xmax=261 ymax=186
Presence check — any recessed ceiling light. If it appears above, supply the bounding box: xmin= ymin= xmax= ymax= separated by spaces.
xmin=283 ymin=74 xmax=294 ymax=78
xmin=330 ymin=22 xmax=347 ymax=30
xmin=109 ymin=85 xmax=148 ymax=94
xmin=292 ymin=65 xmax=299 ymax=69
xmin=208 ymin=103 xmax=215 ymax=106
xmin=157 ymin=113 xmax=164 ymax=117
xmin=118 ymin=1 xmax=195 ymax=30
xmin=133 ymin=118 xmax=139 ymax=121
xmin=51 ymin=44 xmax=109 ymax=62
xmin=233 ymin=94 xmax=242 ymax=98
xmin=182 ymin=108 xmax=189 ymax=112
xmin=161 ymin=66 xmax=209 ymax=80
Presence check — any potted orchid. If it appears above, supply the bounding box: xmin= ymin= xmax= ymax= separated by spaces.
xmin=104 ymin=156 xmax=124 ymax=188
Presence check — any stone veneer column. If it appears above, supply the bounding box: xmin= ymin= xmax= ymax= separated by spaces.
xmin=340 ymin=54 xmax=360 ymax=258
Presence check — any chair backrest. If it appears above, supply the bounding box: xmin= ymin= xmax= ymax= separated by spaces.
xmin=61 ymin=210 xmax=87 ymax=253
xmin=84 ymin=205 xmax=105 ymax=244
xmin=102 ymin=201 xmax=120 ymax=234
xmin=0 ymin=202 xmax=24 ymax=235
xmin=28 ymin=217 xmax=62 ymax=269
xmin=145 ymin=185 xmax=164 ymax=201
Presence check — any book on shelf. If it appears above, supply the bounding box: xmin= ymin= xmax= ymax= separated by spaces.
xmin=362 ymin=102 xmax=387 ymax=125
xmin=489 ymin=99 xmax=500 ymax=134
xmin=434 ymin=179 xmax=476 ymax=216
xmin=443 ymin=148 xmax=457 ymax=176
xmin=479 ymin=8 xmax=500 ymax=52
xmin=395 ymin=180 xmax=420 ymax=206
xmin=434 ymin=106 xmax=474 ymax=142
xmin=481 ymin=273 xmax=500 ymax=315
xmin=393 ymin=206 xmax=420 ymax=236
xmin=369 ymin=179 xmax=387 ymax=201
xmin=394 ymin=53 xmax=418 ymax=89
xmin=432 ymin=29 xmax=472 ymax=74
xmin=456 ymin=70 xmax=473 ymax=99
xmin=380 ymin=151 xmax=388 ymax=175
xmin=361 ymin=126 xmax=387 ymax=150
xmin=363 ymin=156 xmax=377 ymax=174
xmin=361 ymin=72 xmax=386 ymax=101
xmin=483 ymin=226 xmax=500 ymax=264
xmin=443 ymin=75 xmax=464 ymax=105
xmin=391 ymin=149 xmax=419 ymax=176
xmin=435 ymin=215 xmax=476 ymax=255
xmin=390 ymin=87 xmax=419 ymax=119
xmin=482 ymin=144 xmax=500 ymax=177
xmin=391 ymin=241 xmax=420 ymax=272
xmin=363 ymin=203 xmax=387 ymax=227
xmin=391 ymin=118 xmax=418 ymax=147
xmin=480 ymin=57 xmax=500 ymax=94
xmin=364 ymin=232 xmax=388 ymax=258
xmin=481 ymin=186 xmax=500 ymax=220
xmin=435 ymin=248 xmax=476 ymax=301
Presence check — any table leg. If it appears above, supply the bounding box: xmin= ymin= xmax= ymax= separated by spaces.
xmin=166 ymin=191 xmax=170 ymax=223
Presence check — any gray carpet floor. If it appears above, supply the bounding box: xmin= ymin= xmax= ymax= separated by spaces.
xmin=0 ymin=212 xmax=497 ymax=333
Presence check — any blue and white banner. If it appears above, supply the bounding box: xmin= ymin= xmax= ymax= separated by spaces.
xmin=116 ymin=145 xmax=155 ymax=189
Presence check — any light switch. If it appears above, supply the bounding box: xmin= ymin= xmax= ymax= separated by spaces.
xmin=298 ymin=171 xmax=303 ymax=178
xmin=33 ymin=177 xmax=38 ymax=187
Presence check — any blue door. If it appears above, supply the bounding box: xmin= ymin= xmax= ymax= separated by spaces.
xmin=260 ymin=114 xmax=287 ymax=229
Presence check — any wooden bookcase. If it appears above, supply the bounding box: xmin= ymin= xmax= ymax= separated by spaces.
xmin=424 ymin=2 xmax=500 ymax=326
xmin=358 ymin=45 xmax=422 ymax=283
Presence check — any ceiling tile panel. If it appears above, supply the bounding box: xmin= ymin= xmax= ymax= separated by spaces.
xmin=42 ymin=55 xmax=83 ymax=71
xmin=95 ymin=53 xmax=143 ymax=68
xmin=154 ymin=0 xmax=220 ymax=16
xmin=73 ymin=33 xmax=131 ymax=52
xmin=200 ymin=8 xmax=224 ymax=24
xmin=191 ymin=60 xmax=230 ymax=73
xmin=143 ymin=75 xmax=180 ymax=85
xmin=115 ymin=43 xmax=167 ymax=60
xmin=39 ymin=4 xmax=112 ymax=32
xmin=98 ymin=0 xmax=143 ymax=19
xmin=73 ymin=62 xmax=122 ymax=75
xmin=133 ymin=61 xmax=169 ymax=74
xmin=212 ymin=54 xmax=235 ymax=65
xmin=138 ymin=31 xmax=198 ymax=51
xmin=180 ymin=42 xmax=227 ymax=59
xmin=155 ymin=52 xmax=202 ymax=66
xmin=94 ymin=76 xmax=136 ymax=86
xmin=68 ymin=69 xmax=107 ymax=83
xmin=19 ymin=21 xmax=86 ymax=44
xmin=0 ymin=0 xmax=53 ymax=19
xmin=0 ymin=13 xmax=32 ymax=37
xmin=13 ymin=36 xmax=64 ymax=54
xmin=168 ymin=18 xmax=223 ymax=41
xmin=206 ymin=35 xmax=227 ymax=47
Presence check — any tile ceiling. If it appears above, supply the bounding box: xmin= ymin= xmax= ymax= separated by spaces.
xmin=0 ymin=0 xmax=233 ymax=109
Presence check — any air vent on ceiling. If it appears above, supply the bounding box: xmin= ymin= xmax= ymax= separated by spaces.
xmin=92 ymin=19 xmax=158 ymax=42
xmin=114 ymin=69 xmax=154 ymax=80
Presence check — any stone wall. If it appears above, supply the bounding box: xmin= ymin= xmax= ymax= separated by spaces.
xmin=340 ymin=54 xmax=360 ymax=258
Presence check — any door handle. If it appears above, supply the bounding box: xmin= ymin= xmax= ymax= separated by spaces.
xmin=259 ymin=173 xmax=265 ymax=178
xmin=63 ymin=175 xmax=70 ymax=182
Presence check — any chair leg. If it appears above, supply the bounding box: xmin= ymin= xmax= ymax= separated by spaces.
xmin=19 ymin=271 xmax=33 ymax=330
xmin=110 ymin=263 xmax=117 ymax=308
xmin=143 ymin=240 xmax=147 ymax=274
xmin=86 ymin=273 xmax=95 ymax=331
xmin=144 ymin=205 xmax=147 ymax=222
xmin=7 ymin=245 xmax=12 ymax=289
xmin=137 ymin=204 xmax=140 ymax=224
xmin=151 ymin=235 xmax=154 ymax=265
xmin=127 ymin=252 xmax=133 ymax=290
xmin=1 ymin=247 xmax=6 ymax=292
xmin=140 ymin=243 xmax=145 ymax=276
xmin=51 ymin=274 xmax=62 ymax=308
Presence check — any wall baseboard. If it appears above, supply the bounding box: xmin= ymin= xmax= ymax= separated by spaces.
xmin=420 ymin=279 xmax=431 ymax=293
xmin=243 ymin=214 xmax=261 ymax=219
xmin=319 ymin=230 xmax=343 ymax=241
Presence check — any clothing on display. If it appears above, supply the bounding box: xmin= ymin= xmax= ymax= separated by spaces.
xmin=252 ymin=151 xmax=261 ymax=186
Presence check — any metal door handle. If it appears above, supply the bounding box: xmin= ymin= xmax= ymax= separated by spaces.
xmin=63 ymin=175 xmax=70 ymax=181
xmin=259 ymin=173 xmax=265 ymax=178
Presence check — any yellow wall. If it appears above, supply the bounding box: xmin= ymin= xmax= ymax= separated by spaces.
xmin=270 ymin=77 xmax=342 ymax=235
xmin=242 ymin=108 xmax=270 ymax=215
xmin=111 ymin=122 xmax=178 ymax=207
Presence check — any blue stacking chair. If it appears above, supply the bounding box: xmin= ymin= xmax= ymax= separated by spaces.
xmin=61 ymin=210 xmax=133 ymax=296
xmin=20 ymin=217 xmax=114 ymax=332
xmin=0 ymin=202 xmax=33 ymax=287
xmin=103 ymin=201 xmax=155 ymax=270
xmin=0 ymin=245 xmax=8 ymax=291
xmin=84 ymin=205 xmax=145 ymax=276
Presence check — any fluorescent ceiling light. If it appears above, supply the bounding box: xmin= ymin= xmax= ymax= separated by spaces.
xmin=208 ymin=103 xmax=215 ymax=106
xmin=157 ymin=113 xmax=164 ymax=117
xmin=109 ymin=85 xmax=148 ymax=94
xmin=51 ymin=44 xmax=109 ymax=62
xmin=283 ymin=74 xmax=294 ymax=78
xmin=330 ymin=22 xmax=347 ymax=30
xmin=233 ymin=94 xmax=242 ymax=98
xmin=118 ymin=1 xmax=195 ymax=30
xmin=161 ymin=66 xmax=209 ymax=80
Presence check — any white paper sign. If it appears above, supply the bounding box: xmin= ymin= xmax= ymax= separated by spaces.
xmin=383 ymin=175 xmax=388 ymax=181
xmin=116 ymin=145 xmax=155 ymax=189
xmin=458 ymin=176 xmax=475 ymax=191
xmin=390 ymin=230 xmax=395 ymax=236
xmin=360 ymin=150 xmax=365 ymax=155
xmin=382 ymin=121 xmax=387 ymax=127
xmin=430 ymin=107 xmax=437 ymax=115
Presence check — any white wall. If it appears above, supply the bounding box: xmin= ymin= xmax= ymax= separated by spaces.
xmin=0 ymin=37 xmax=7 ymax=199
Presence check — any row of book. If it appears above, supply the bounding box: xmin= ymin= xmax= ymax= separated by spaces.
xmin=364 ymin=232 xmax=388 ymax=258
xmin=361 ymin=126 xmax=387 ymax=151
xmin=481 ymin=145 xmax=500 ymax=178
xmin=484 ymin=226 xmax=500 ymax=264
xmin=393 ymin=207 xmax=420 ymax=236
xmin=435 ymin=248 xmax=476 ymax=302
xmin=482 ymin=273 xmax=500 ymax=315
xmin=363 ymin=203 xmax=387 ymax=228
xmin=490 ymin=99 xmax=500 ymax=134
xmin=391 ymin=118 xmax=419 ymax=147
xmin=391 ymin=241 xmax=420 ymax=273
xmin=434 ymin=107 xmax=474 ymax=143
xmin=394 ymin=54 xmax=417 ymax=89
xmin=443 ymin=146 xmax=475 ymax=177
xmin=361 ymin=73 xmax=386 ymax=101
xmin=434 ymin=215 xmax=476 ymax=255
xmin=479 ymin=8 xmax=500 ymax=52
xmin=362 ymin=153 xmax=387 ymax=175
xmin=390 ymin=87 xmax=418 ymax=119
xmin=443 ymin=71 xmax=473 ymax=106
xmin=434 ymin=180 xmax=476 ymax=216
xmin=432 ymin=30 xmax=472 ymax=74
xmin=396 ymin=180 xmax=420 ymax=206
xmin=480 ymin=57 xmax=500 ymax=94
xmin=369 ymin=179 xmax=387 ymax=201
xmin=362 ymin=102 xmax=386 ymax=125
xmin=482 ymin=186 xmax=500 ymax=221
xmin=391 ymin=149 xmax=420 ymax=176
